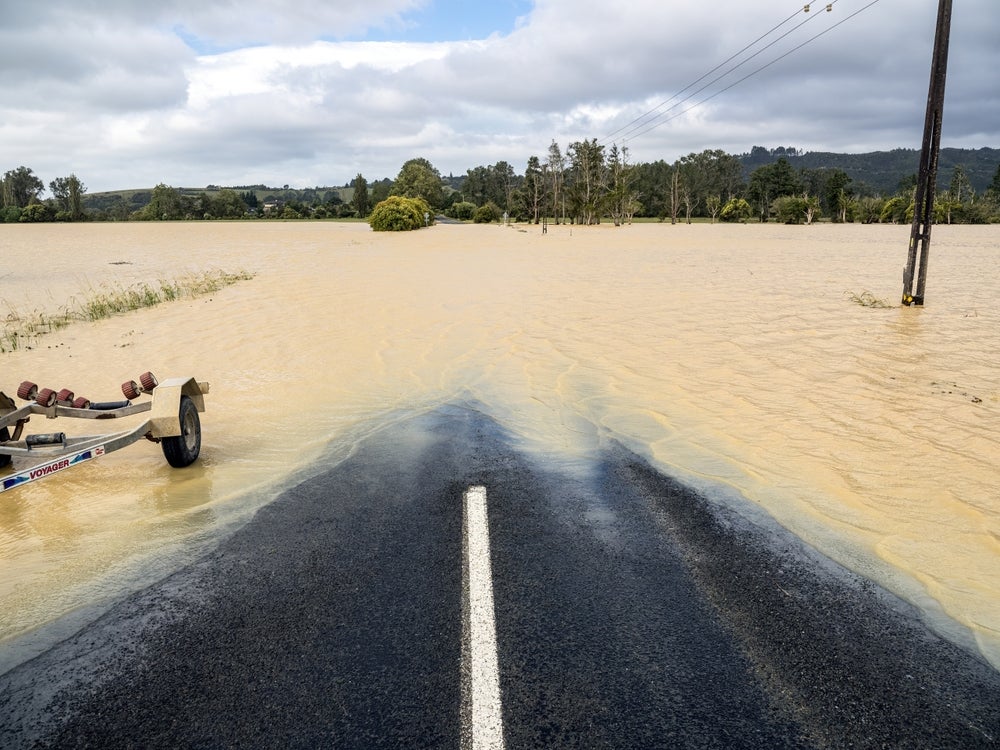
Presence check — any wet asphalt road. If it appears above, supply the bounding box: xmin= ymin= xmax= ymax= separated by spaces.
xmin=2 ymin=404 xmax=999 ymax=748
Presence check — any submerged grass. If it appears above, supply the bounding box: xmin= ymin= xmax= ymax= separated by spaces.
xmin=1 ymin=269 xmax=254 ymax=353
xmin=845 ymin=290 xmax=894 ymax=309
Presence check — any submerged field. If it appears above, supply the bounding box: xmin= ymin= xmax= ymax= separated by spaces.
xmin=0 ymin=220 xmax=997 ymax=671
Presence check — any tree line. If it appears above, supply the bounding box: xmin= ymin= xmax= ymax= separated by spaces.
xmin=384 ymin=145 xmax=1000 ymax=226
xmin=0 ymin=169 xmax=376 ymax=223
xmin=4 ymin=143 xmax=1000 ymax=225
xmin=1 ymin=167 xmax=87 ymax=223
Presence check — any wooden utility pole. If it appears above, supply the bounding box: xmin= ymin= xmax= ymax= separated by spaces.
xmin=902 ymin=0 xmax=953 ymax=306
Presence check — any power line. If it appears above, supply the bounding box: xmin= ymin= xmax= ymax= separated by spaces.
xmin=607 ymin=2 xmax=840 ymax=145
xmin=603 ymin=1 xmax=882 ymax=147
xmin=622 ymin=0 xmax=882 ymax=144
xmin=601 ymin=4 xmax=812 ymax=144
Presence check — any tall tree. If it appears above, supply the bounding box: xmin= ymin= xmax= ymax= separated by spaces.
xmin=352 ymin=173 xmax=370 ymax=217
xmin=524 ymin=156 xmax=545 ymax=224
xmin=239 ymin=191 xmax=259 ymax=210
xmin=49 ymin=174 xmax=87 ymax=219
xmin=566 ymin=138 xmax=605 ymax=225
xmin=936 ymin=165 xmax=975 ymax=224
xmin=391 ymin=157 xmax=444 ymax=209
xmin=3 ymin=166 xmax=44 ymax=208
xmin=463 ymin=165 xmax=493 ymax=207
xmin=948 ymin=164 xmax=974 ymax=204
xmin=633 ymin=160 xmax=671 ymax=219
xmin=207 ymin=189 xmax=247 ymax=219
xmin=675 ymin=154 xmax=703 ymax=224
xmin=669 ymin=167 xmax=681 ymax=225
xmin=546 ymin=141 xmax=566 ymax=224
xmin=823 ymin=169 xmax=853 ymax=222
xmin=370 ymin=178 xmax=392 ymax=205
xmin=138 ymin=183 xmax=183 ymax=220
xmin=493 ymin=160 xmax=517 ymax=214
xmin=706 ymin=149 xmax=745 ymax=203
xmin=661 ymin=150 xmax=745 ymax=221
xmin=747 ymin=158 xmax=801 ymax=222
xmin=606 ymin=145 xmax=639 ymax=226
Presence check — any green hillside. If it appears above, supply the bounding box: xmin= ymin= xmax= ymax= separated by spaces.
xmin=739 ymin=146 xmax=1000 ymax=196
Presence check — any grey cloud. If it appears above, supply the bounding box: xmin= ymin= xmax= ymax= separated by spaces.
xmin=0 ymin=19 xmax=191 ymax=113
xmin=5 ymin=0 xmax=997 ymax=193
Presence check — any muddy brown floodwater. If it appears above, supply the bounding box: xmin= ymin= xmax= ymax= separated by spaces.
xmin=0 ymin=220 xmax=998 ymax=672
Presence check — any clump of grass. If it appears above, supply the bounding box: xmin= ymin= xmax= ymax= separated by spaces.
xmin=2 ymin=306 xmax=74 ymax=353
xmin=183 ymin=270 xmax=255 ymax=295
xmin=1 ymin=269 xmax=254 ymax=353
xmin=845 ymin=290 xmax=894 ymax=309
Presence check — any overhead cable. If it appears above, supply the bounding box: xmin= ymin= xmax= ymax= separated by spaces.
xmin=619 ymin=0 xmax=881 ymax=144
xmin=600 ymin=4 xmax=812 ymax=144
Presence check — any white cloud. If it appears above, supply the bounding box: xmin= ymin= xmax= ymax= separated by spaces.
xmin=187 ymin=40 xmax=460 ymax=109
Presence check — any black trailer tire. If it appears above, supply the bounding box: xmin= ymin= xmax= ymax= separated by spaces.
xmin=161 ymin=396 xmax=201 ymax=468
xmin=0 ymin=427 xmax=10 ymax=468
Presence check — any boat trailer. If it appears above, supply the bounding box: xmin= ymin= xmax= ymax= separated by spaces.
xmin=0 ymin=373 xmax=208 ymax=493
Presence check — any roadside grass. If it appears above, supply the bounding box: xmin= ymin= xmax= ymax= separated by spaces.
xmin=2 ymin=269 xmax=254 ymax=353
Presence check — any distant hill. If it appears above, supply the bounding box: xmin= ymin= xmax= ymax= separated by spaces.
xmin=738 ymin=146 xmax=1000 ymax=196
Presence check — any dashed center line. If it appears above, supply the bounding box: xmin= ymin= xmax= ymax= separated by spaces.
xmin=464 ymin=484 xmax=505 ymax=750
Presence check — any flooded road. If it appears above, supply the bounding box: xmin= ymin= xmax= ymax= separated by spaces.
xmin=1 ymin=220 xmax=998 ymax=670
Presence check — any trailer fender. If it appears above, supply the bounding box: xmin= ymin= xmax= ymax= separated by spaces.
xmin=147 ymin=378 xmax=209 ymax=438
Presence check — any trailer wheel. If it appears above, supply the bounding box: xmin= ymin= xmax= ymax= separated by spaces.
xmin=139 ymin=372 xmax=158 ymax=392
xmin=161 ymin=396 xmax=201 ymax=468
xmin=122 ymin=380 xmax=141 ymax=400
xmin=17 ymin=381 xmax=37 ymax=401
xmin=0 ymin=427 xmax=10 ymax=468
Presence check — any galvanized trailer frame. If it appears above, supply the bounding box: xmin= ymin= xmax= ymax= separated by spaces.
xmin=0 ymin=375 xmax=208 ymax=493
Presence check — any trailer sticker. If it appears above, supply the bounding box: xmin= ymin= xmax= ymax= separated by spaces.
xmin=3 ymin=445 xmax=106 ymax=491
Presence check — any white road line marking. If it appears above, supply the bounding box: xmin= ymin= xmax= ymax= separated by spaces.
xmin=465 ymin=485 xmax=505 ymax=750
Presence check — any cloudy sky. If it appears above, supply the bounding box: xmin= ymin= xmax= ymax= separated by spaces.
xmin=2 ymin=0 xmax=996 ymax=193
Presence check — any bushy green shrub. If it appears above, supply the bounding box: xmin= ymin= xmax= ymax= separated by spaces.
xmin=473 ymin=201 xmax=502 ymax=224
xmin=880 ymin=196 xmax=910 ymax=224
xmin=772 ymin=195 xmax=808 ymax=224
xmin=19 ymin=203 xmax=52 ymax=223
xmin=719 ymin=198 xmax=752 ymax=222
xmin=449 ymin=201 xmax=476 ymax=220
xmin=1 ymin=206 xmax=23 ymax=223
xmin=369 ymin=196 xmax=433 ymax=231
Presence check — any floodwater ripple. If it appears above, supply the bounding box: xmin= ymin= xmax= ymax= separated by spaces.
xmin=0 ymin=221 xmax=998 ymax=671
